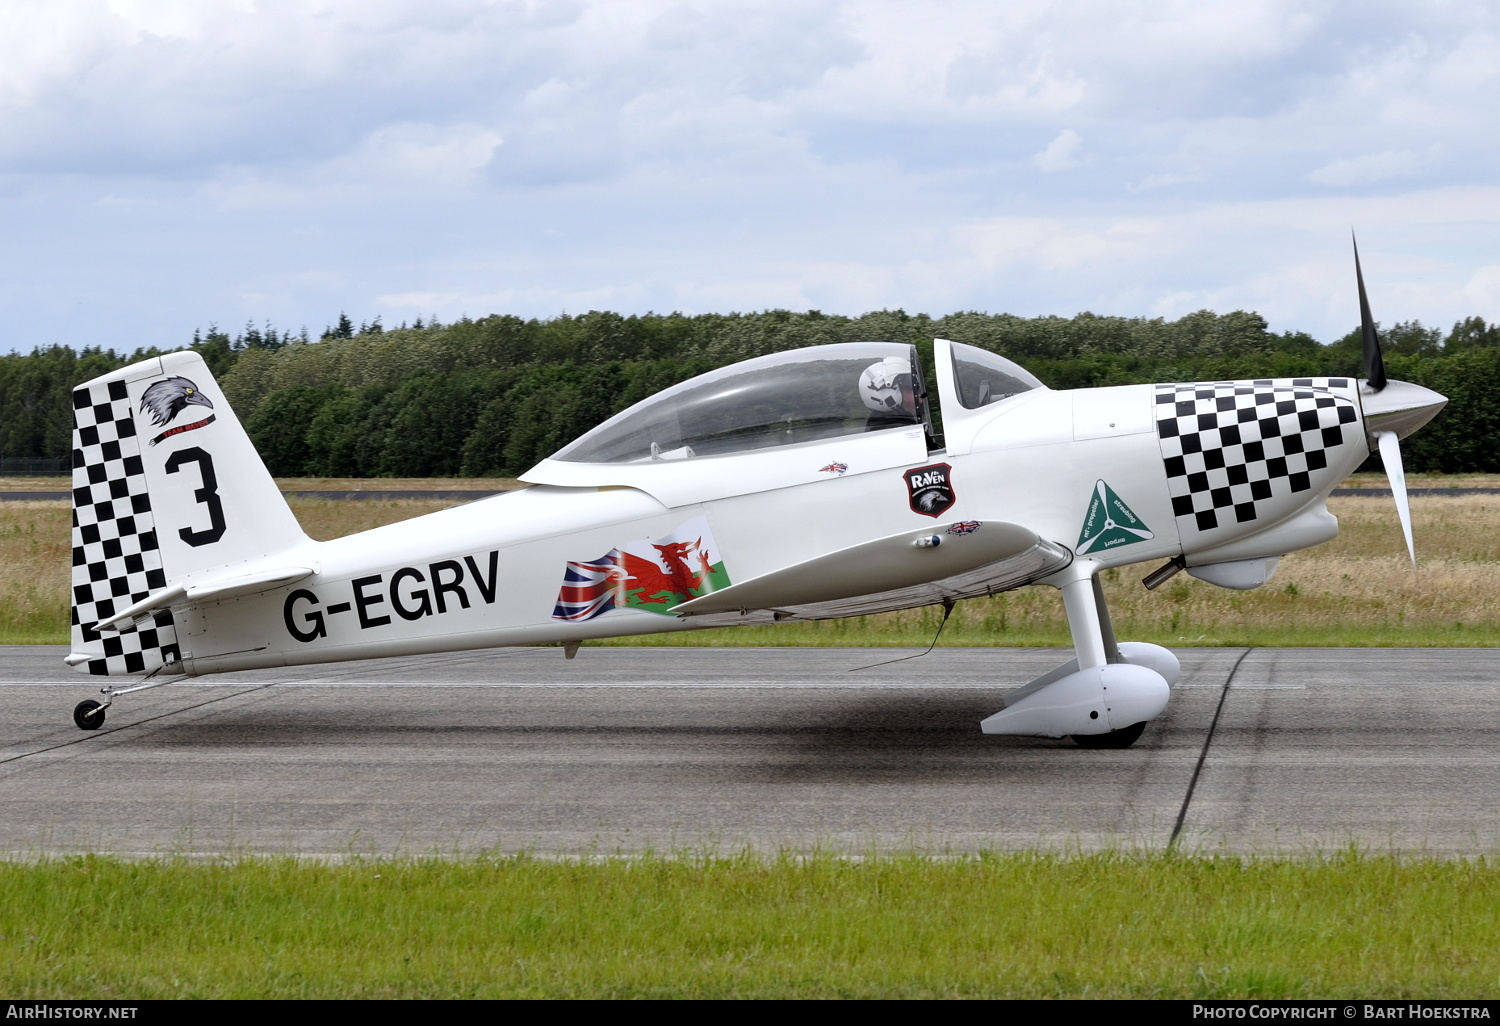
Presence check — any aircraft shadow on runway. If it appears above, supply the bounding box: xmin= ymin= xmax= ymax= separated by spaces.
xmin=111 ymin=688 xmax=1135 ymax=786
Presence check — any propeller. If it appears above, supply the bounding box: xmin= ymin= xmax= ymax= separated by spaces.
xmin=1353 ymin=232 xmax=1386 ymax=393
xmin=1375 ymin=429 xmax=1415 ymax=570
xmin=1350 ymin=233 xmax=1446 ymax=570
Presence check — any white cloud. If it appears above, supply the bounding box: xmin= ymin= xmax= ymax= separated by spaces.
xmin=1033 ymin=128 xmax=1083 ymax=172
xmin=332 ymin=123 xmax=504 ymax=187
xmin=1308 ymin=149 xmax=1437 ymax=187
xmin=1129 ymin=173 xmax=1203 ymax=192
xmin=2 ymin=1 xmax=1500 ymax=353
xmin=376 ymin=290 xmax=462 ymax=310
xmin=1461 ymin=264 xmax=1500 ymax=308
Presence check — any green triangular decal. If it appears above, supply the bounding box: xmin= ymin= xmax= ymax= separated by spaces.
xmin=1077 ymin=480 xmax=1154 ymax=554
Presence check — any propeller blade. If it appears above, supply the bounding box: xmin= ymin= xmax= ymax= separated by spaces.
xmin=1353 ymin=232 xmax=1387 ymax=392
xmin=1375 ymin=430 xmax=1416 ymax=570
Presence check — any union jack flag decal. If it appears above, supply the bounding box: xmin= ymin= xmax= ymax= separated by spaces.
xmin=947 ymin=520 xmax=982 ymax=535
xmin=550 ymin=551 xmax=625 ymax=622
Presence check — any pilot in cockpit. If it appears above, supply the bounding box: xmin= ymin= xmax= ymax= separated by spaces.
xmin=859 ymin=355 xmax=918 ymax=431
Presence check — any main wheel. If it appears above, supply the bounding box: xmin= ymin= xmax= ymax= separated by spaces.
xmin=1071 ymin=721 xmax=1146 ymax=749
xmin=73 ymin=700 xmax=105 ymax=730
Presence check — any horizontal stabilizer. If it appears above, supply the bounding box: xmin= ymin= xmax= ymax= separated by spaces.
xmin=674 ymin=520 xmax=1039 ymax=616
xmin=91 ymin=566 xmax=315 ymax=634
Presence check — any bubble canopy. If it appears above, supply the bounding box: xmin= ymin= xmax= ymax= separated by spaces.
xmin=552 ymin=342 xmax=928 ymax=465
xmin=948 ymin=341 xmax=1045 ymax=409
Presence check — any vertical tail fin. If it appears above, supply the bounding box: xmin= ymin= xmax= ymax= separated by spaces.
xmin=69 ymin=350 xmax=308 ymax=675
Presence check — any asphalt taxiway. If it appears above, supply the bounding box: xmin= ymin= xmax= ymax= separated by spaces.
xmin=1 ymin=645 xmax=1496 ymax=856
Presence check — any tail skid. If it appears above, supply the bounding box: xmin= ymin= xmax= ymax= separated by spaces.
xmin=69 ymin=351 xmax=310 ymax=676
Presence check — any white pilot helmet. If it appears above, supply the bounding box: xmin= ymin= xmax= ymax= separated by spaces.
xmin=859 ymin=356 xmax=913 ymax=413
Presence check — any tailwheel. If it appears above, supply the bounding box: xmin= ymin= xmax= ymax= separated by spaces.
xmin=73 ymin=700 xmax=105 ymax=730
xmin=1071 ymin=721 xmax=1146 ymax=749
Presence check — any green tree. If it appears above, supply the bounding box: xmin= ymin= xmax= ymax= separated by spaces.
xmin=1445 ymin=316 xmax=1500 ymax=352
xmin=322 ymin=313 xmax=355 ymax=341
xmin=244 ymin=385 xmax=346 ymax=476
xmin=191 ymin=325 xmax=237 ymax=378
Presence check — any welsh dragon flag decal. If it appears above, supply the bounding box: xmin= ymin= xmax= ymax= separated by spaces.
xmin=551 ymin=516 xmax=731 ymax=622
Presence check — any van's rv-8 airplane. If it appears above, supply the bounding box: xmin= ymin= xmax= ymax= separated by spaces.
xmin=65 ymin=247 xmax=1446 ymax=748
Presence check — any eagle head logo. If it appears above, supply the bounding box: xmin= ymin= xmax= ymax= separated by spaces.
xmin=140 ymin=376 xmax=214 ymax=427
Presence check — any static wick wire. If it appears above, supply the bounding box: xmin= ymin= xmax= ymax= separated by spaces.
xmin=848 ymin=598 xmax=956 ymax=672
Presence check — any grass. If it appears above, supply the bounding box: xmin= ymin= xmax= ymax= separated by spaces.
xmin=272 ymin=476 xmax=522 ymax=492
xmin=5 ymin=485 xmax=1498 ymax=647
xmin=1344 ymin=474 xmax=1500 ymax=489
xmin=0 ymin=475 xmax=522 ymax=492
xmin=1340 ymin=471 xmax=1500 ymax=490
xmin=0 ymin=851 xmax=1496 ymax=998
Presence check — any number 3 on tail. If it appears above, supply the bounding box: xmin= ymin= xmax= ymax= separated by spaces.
xmin=165 ymin=446 xmax=226 ymax=546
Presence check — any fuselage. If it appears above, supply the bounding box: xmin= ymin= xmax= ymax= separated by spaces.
xmin=172 ymin=371 xmax=1372 ymax=675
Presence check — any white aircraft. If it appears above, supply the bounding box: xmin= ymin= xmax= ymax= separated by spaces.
xmin=64 ymin=249 xmax=1445 ymax=747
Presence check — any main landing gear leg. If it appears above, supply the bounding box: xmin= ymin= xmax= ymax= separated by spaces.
xmin=1059 ymin=568 xmax=1113 ymax=672
xmin=980 ymin=560 xmax=1176 ymax=748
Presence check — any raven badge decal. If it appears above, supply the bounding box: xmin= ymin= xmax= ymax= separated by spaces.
xmin=1076 ymin=480 xmax=1154 ymax=554
xmin=904 ymin=463 xmax=955 ymax=517
xmin=140 ymin=376 xmax=216 ymax=446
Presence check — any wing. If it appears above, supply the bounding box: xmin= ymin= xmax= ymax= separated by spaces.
xmin=673 ymin=520 xmax=1071 ymax=623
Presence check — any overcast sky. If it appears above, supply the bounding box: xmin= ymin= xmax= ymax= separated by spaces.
xmin=3 ymin=0 xmax=1498 ymax=353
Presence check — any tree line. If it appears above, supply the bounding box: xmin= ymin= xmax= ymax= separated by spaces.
xmin=3 ymin=309 xmax=1498 ymax=476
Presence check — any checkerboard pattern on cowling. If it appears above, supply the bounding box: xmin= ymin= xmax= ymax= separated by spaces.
xmin=71 ymin=378 xmax=181 ymax=676
xmin=1155 ymin=378 xmax=1360 ymax=535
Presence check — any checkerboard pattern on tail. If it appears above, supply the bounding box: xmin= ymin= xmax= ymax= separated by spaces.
xmin=71 ymin=379 xmax=181 ymax=676
xmin=1155 ymin=379 xmax=1359 ymax=535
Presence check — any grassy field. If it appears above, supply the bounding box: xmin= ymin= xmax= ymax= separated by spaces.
xmin=3 ymin=479 xmax=1497 ymax=646
xmin=0 ymin=476 xmax=523 ymax=492
xmin=1 ymin=851 xmax=1495 ymax=999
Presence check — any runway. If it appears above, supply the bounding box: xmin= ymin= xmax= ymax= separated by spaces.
xmin=1 ymin=645 xmax=1496 ymax=857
